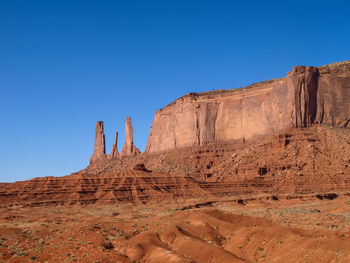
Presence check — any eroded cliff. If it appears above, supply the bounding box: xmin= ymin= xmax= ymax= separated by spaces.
xmin=146 ymin=62 xmax=350 ymax=153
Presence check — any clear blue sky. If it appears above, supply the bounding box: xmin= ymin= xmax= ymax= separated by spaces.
xmin=0 ymin=0 xmax=349 ymax=182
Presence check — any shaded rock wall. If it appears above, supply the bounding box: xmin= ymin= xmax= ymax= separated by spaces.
xmin=146 ymin=62 xmax=350 ymax=153
xmin=315 ymin=63 xmax=350 ymax=127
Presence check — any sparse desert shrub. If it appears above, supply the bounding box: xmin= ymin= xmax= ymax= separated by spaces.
xmin=13 ymin=249 xmax=28 ymax=257
xmin=101 ymin=240 xmax=114 ymax=250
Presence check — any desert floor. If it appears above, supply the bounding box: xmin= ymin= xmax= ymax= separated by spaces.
xmin=1 ymin=194 xmax=350 ymax=263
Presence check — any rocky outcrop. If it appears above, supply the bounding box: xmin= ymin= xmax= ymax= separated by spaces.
xmin=146 ymin=61 xmax=350 ymax=153
xmin=109 ymin=132 xmax=119 ymax=159
xmin=90 ymin=118 xmax=141 ymax=163
xmin=90 ymin=121 xmax=106 ymax=163
xmin=3 ymin=126 xmax=350 ymax=207
xmin=121 ymin=117 xmax=141 ymax=157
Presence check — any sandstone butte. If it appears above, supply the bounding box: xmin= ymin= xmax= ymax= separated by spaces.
xmin=145 ymin=61 xmax=350 ymax=153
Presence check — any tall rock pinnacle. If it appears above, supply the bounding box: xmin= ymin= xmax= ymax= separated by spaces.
xmin=90 ymin=121 xmax=106 ymax=163
xmin=121 ymin=117 xmax=141 ymax=157
xmin=110 ymin=131 xmax=119 ymax=158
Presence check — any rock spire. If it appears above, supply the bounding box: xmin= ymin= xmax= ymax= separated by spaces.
xmin=90 ymin=118 xmax=140 ymax=163
xmin=90 ymin=121 xmax=106 ymax=163
xmin=110 ymin=131 xmax=119 ymax=158
xmin=121 ymin=117 xmax=141 ymax=157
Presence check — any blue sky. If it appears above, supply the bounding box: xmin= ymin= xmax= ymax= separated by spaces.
xmin=0 ymin=0 xmax=349 ymax=182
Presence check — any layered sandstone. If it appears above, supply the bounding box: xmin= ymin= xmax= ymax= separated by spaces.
xmin=146 ymin=61 xmax=350 ymax=153
xmin=0 ymin=171 xmax=206 ymax=206
xmin=3 ymin=126 xmax=350 ymax=207
xmin=84 ymin=125 xmax=350 ymax=196
xmin=120 ymin=117 xmax=141 ymax=157
xmin=90 ymin=121 xmax=106 ymax=163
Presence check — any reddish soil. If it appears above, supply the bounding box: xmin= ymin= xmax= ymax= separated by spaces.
xmin=1 ymin=125 xmax=350 ymax=262
xmin=1 ymin=196 xmax=350 ymax=262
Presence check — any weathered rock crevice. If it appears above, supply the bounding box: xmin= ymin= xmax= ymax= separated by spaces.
xmin=287 ymin=66 xmax=319 ymax=127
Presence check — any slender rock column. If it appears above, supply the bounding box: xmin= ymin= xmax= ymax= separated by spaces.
xmin=90 ymin=121 xmax=106 ymax=163
xmin=110 ymin=131 xmax=119 ymax=158
xmin=121 ymin=117 xmax=141 ymax=157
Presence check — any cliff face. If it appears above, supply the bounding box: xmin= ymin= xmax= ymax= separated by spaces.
xmin=315 ymin=62 xmax=350 ymax=127
xmin=146 ymin=62 xmax=350 ymax=154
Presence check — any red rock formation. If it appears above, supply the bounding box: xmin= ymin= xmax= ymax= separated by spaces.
xmin=146 ymin=61 xmax=350 ymax=153
xmin=315 ymin=62 xmax=350 ymax=127
xmin=0 ymin=171 xmax=208 ymax=206
xmin=2 ymin=126 xmax=350 ymax=207
xmin=287 ymin=66 xmax=319 ymax=127
xmin=90 ymin=121 xmax=106 ymax=163
xmin=109 ymin=131 xmax=119 ymax=159
xmin=121 ymin=117 xmax=141 ymax=157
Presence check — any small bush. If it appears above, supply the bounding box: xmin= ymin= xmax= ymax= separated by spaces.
xmin=101 ymin=240 xmax=114 ymax=250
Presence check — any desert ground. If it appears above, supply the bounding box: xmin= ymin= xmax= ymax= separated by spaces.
xmin=1 ymin=192 xmax=350 ymax=263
